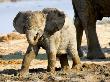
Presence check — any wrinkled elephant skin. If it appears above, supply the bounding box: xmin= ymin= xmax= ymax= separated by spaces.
xmin=13 ymin=8 xmax=81 ymax=77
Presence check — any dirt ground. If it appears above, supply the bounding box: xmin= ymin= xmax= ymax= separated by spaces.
xmin=0 ymin=23 xmax=110 ymax=82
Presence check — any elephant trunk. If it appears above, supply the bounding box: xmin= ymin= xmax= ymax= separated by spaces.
xmin=26 ymin=30 xmax=39 ymax=46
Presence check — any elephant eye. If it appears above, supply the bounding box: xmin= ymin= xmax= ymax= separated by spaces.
xmin=38 ymin=29 xmax=42 ymax=32
xmin=26 ymin=26 xmax=32 ymax=30
xmin=34 ymin=27 xmax=38 ymax=31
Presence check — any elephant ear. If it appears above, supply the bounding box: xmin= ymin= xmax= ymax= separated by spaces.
xmin=13 ymin=12 xmax=26 ymax=34
xmin=42 ymin=8 xmax=65 ymax=35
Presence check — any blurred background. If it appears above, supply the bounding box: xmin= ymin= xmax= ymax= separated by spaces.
xmin=0 ymin=0 xmax=110 ymax=34
xmin=0 ymin=0 xmax=74 ymax=34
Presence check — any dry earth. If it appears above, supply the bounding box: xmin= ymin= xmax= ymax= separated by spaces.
xmin=0 ymin=23 xmax=110 ymax=82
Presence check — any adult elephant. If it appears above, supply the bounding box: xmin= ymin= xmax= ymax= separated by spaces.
xmin=72 ymin=0 xmax=110 ymax=59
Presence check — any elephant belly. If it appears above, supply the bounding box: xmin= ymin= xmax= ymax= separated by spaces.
xmin=57 ymin=41 xmax=69 ymax=55
xmin=57 ymin=36 xmax=69 ymax=54
xmin=57 ymin=49 xmax=67 ymax=56
xmin=94 ymin=0 xmax=110 ymax=17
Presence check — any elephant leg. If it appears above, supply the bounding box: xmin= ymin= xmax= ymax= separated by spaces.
xmin=74 ymin=17 xmax=84 ymax=57
xmin=18 ymin=44 xmax=38 ymax=77
xmin=68 ymin=44 xmax=81 ymax=69
xmin=46 ymin=37 xmax=57 ymax=74
xmin=73 ymin=0 xmax=105 ymax=59
xmin=70 ymin=51 xmax=81 ymax=68
xmin=47 ymin=51 xmax=56 ymax=74
xmin=59 ymin=54 xmax=70 ymax=71
xmin=80 ymin=1 xmax=105 ymax=59
xmin=70 ymin=50 xmax=81 ymax=71
xmin=85 ymin=23 xmax=105 ymax=59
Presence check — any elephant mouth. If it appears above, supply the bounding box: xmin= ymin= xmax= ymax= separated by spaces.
xmin=29 ymin=33 xmax=40 ymax=46
xmin=31 ymin=33 xmax=43 ymax=46
xmin=34 ymin=33 xmax=39 ymax=41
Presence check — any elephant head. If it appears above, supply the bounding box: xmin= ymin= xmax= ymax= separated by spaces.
xmin=13 ymin=8 xmax=65 ymax=45
xmin=13 ymin=11 xmax=47 ymax=45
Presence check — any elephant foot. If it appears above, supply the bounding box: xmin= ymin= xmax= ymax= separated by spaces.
xmin=47 ymin=66 xmax=56 ymax=74
xmin=17 ymin=69 xmax=29 ymax=78
xmin=87 ymin=51 xmax=105 ymax=59
xmin=72 ymin=64 xmax=82 ymax=72
xmin=62 ymin=66 xmax=71 ymax=73
xmin=78 ymin=48 xmax=84 ymax=57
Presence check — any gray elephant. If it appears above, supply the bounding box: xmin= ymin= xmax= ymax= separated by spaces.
xmin=13 ymin=8 xmax=81 ymax=77
xmin=72 ymin=0 xmax=110 ymax=59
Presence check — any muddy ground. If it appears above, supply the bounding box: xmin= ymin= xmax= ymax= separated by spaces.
xmin=0 ymin=23 xmax=110 ymax=82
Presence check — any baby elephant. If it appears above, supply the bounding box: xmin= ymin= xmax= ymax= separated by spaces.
xmin=13 ymin=8 xmax=81 ymax=77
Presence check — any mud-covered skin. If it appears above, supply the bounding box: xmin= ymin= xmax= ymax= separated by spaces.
xmin=13 ymin=8 xmax=81 ymax=77
xmin=72 ymin=0 xmax=110 ymax=59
